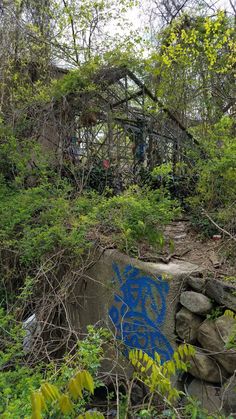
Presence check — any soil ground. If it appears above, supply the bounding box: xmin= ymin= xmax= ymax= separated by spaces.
xmin=139 ymin=219 xmax=236 ymax=279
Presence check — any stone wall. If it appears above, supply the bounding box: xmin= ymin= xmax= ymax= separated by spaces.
xmin=176 ymin=276 xmax=236 ymax=416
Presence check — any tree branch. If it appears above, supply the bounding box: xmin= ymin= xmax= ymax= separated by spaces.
xmin=202 ymin=209 xmax=236 ymax=242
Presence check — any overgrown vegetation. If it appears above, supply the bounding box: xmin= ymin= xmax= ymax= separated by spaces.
xmin=0 ymin=320 xmax=108 ymax=418
xmin=0 ymin=0 xmax=235 ymax=417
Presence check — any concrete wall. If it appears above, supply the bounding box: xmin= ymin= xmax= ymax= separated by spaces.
xmin=67 ymin=249 xmax=201 ymax=363
xmin=66 ymin=249 xmax=236 ymax=415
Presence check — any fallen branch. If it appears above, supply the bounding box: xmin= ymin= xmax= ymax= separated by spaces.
xmin=202 ymin=209 xmax=236 ymax=243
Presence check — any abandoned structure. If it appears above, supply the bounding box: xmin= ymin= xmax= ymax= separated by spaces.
xmin=40 ymin=66 xmax=195 ymax=184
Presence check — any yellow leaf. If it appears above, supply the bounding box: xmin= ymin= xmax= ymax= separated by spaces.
xmin=154 ymin=352 xmax=161 ymax=364
xmin=81 ymin=370 xmax=95 ymax=394
xmin=74 ymin=372 xmax=83 ymax=397
xmin=167 ymin=361 xmax=175 ymax=375
xmin=174 ymin=352 xmax=180 ymax=363
xmin=31 ymin=391 xmax=44 ymax=419
xmin=59 ymin=394 xmax=74 ymax=414
xmin=143 ymin=352 xmax=149 ymax=363
xmin=68 ymin=377 xmax=81 ymax=400
xmin=145 ymin=358 xmax=154 ymax=371
xmin=224 ymin=310 xmax=236 ymax=318
xmin=41 ymin=383 xmax=60 ymax=401
xmin=178 ymin=345 xmax=184 ymax=359
xmin=132 ymin=359 xmax=137 ymax=367
xmin=183 ymin=344 xmax=188 ymax=356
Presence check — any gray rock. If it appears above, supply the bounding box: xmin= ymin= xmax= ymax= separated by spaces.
xmin=222 ymin=375 xmax=236 ymax=416
xmin=176 ymin=307 xmax=202 ymax=343
xmin=188 ymin=349 xmax=228 ymax=383
xmin=215 ymin=315 xmax=236 ymax=344
xmin=205 ymin=279 xmax=236 ymax=311
xmin=187 ymin=276 xmax=206 ymax=292
xmin=180 ymin=291 xmax=213 ymax=315
xmin=197 ymin=317 xmax=236 ymax=374
xmin=186 ymin=379 xmax=222 ymax=414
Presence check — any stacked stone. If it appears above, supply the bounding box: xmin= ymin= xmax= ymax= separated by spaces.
xmin=176 ymin=277 xmax=236 ymax=415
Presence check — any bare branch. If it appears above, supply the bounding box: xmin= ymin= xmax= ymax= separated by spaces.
xmin=202 ymin=209 xmax=236 ymax=243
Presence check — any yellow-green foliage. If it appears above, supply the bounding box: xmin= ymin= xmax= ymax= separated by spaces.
xmin=77 ymin=413 xmax=104 ymax=419
xmin=159 ymin=11 xmax=235 ymax=73
xmin=31 ymin=370 xmax=103 ymax=418
xmin=129 ymin=345 xmax=195 ymax=402
xmin=224 ymin=310 xmax=236 ymax=350
xmin=224 ymin=309 xmax=236 ymax=319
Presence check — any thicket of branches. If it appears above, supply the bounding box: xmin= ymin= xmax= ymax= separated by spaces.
xmin=0 ymin=0 xmax=235 ymax=417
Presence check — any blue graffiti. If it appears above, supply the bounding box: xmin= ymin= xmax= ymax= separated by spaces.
xmin=109 ymin=263 xmax=173 ymax=362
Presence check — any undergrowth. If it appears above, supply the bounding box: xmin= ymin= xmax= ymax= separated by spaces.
xmin=0 ymin=182 xmax=179 ymax=264
xmin=0 ymin=170 xmax=179 ymax=309
xmin=0 ymin=134 xmax=179 ymax=417
xmin=0 ymin=314 xmax=107 ymax=418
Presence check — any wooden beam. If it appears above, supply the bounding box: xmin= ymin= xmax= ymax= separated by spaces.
xmin=111 ymin=90 xmax=143 ymax=108
xmin=125 ymin=68 xmax=196 ymax=143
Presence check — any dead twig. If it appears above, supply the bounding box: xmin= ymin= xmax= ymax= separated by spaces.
xmin=202 ymin=209 xmax=236 ymax=243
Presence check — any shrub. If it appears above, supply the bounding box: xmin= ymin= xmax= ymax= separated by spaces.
xmin=188 ymin=116 xmax=236 ymax=236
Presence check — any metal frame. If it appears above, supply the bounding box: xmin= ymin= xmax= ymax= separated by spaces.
xmin=63 ymin=66 xmax=194 ymax=178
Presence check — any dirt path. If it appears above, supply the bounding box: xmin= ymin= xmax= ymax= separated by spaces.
xmin=140 ymin=220 xmax=236 ymax=278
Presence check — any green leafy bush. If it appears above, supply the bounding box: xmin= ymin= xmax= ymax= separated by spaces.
xmin=0 ymin=366 xmax=43 ymax=419
xmin=0 ymin=319 xmax=108 ymax=418
xmin=188 ymin=116 xmax=236 ymax=236
xmin=0 ymin=181 xmax=178 ymax=269
xmin=0 ymin=308 xmax=43 ymax=418
xmin=92 ymin=186 xmax=180 ymax=251
xmin=51 ymin=60 xmax=100 ymax=100
xmin=0 ymin=308 xmax=25 ymax=368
